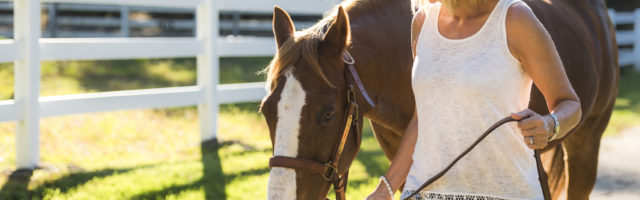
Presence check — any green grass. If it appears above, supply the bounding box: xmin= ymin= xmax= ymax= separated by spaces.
xmin=603 ymin=68 xmax=640 ymax=135
xmin=0 ymin=107 xmax=391 ymax=199
xmin=0 ymin=60 xmax=638 ymax=199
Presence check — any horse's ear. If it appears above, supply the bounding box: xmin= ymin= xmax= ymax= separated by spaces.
xmin=273 ymin=6 xmax=295 ymax=49
xmin=321 ymin=6 xmax=351 ymax=58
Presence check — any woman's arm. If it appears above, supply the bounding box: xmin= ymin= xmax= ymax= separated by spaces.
xmin=506 ymin=3 xmax=581 ymax=149
xmin=365 ymin=9 xmax=425 ymax=200
xmin=366 ymin=108 xmax=418 ymax=199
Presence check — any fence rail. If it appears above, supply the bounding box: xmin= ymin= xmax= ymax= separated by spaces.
xmin=0 ymin=0 xmax=339 ymax=169
xmin=0 ymin=2 xmax=323 ymax=38
xmin=609 ymin=8 xmax=640 ymax=70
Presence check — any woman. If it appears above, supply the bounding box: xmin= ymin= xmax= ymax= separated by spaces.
xmin=365 ymin=0 xmax=582 ymax=199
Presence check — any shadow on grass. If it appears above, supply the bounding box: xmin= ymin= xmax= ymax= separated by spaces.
xmin=20 ymin=164 xmax=162 ymax=199
xmin=130 ymin=181 xmax=204 ymax=200
xmin=131 ymin=139 xmax=232 ymax=199
xmin=0 ymin=169 xmax=33 ymax=200
xmin=200 ymin=139 xmax=227 ymax=200
xmin=129 ymin=139 xmax=229 ymax=200
xmin=0 ymin=139 xmax=269 ymax=200
xmin=130 ymin=139 xmax=271 ymax=200
xmin=33 ymin=167 xmax=138 ymax=195
xmin=0 ymin=164 xmax=167 ymax=199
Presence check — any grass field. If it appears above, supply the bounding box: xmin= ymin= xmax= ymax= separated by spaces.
xmin=0 ymin=59 xmax=638 ymax=199
xmin=604 ymin=67 xmax=640 ymax=135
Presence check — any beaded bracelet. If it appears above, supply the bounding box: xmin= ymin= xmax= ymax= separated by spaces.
xmin=380 ymin=176 xmax=394 ymax=200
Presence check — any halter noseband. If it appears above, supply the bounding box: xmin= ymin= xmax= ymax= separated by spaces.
xmin=268 ymin=51 xmax=374 ymax=200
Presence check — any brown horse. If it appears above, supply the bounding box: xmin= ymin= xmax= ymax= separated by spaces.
xmin=261 ymin=0 xmax=618 ymax=199
xmin=525 ymin=0 xmax=619 ymax=199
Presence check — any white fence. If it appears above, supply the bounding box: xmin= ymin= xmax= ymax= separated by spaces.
xmin=0 ymin=2 xmax=321 ymax=38
xmin=0 ymin=0 xmax=339 ymax=169
xmin=609 ymin=8 xmax=640 ymax=70
xmin=1 ymin=2 xmax=635 ymax=170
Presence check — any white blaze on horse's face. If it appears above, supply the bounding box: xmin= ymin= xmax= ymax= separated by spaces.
xmin=267 ymin=70 xmax=306 ymax=200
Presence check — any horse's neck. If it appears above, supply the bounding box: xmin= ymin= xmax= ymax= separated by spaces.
xmin=347 ymin=0 xmax=416 ymax=133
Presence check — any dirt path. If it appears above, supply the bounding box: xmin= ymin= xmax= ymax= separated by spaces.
xmin=591 ymin=125 xmax=640 ymax=200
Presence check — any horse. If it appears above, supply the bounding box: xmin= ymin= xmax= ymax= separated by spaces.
xmin=260 ymin=0 xmax=618 ymax=199
xmin=524 ymin=0 xmax=619 ymax=199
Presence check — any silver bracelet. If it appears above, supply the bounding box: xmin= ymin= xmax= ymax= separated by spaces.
xmin=380 ymin=176 xmax=394 ymax=200
xmin=549 ymin=113 xmax=560 ymax=140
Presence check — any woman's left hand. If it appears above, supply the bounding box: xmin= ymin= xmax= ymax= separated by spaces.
xmin=511 ymin=109 xmax=553 ymax=149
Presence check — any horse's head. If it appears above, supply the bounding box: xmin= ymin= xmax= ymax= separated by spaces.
xmin=261 ymin=6 xmax=362 ymax=200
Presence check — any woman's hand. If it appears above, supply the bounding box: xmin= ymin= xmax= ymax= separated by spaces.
xmin=511 ymin=109 xmax=554 ymax=149
xmin=364 ymin=181 xmax=393 ymax=200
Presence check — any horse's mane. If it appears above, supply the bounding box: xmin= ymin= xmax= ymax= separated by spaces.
xmin=263 ymin=0 xmax=405 ymax=91
xmin=263 ymin=16 xmax=335 ymax=90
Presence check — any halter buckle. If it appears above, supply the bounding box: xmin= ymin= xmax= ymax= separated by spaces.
xmin=322 ymin=163 xmax=338 ymax=181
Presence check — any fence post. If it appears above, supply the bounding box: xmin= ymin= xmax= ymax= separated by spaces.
xmin=47 ymin=3 xmax=57 ymax=37
xmin=196 ymin=0 xmax=220 ymax=141
xmin=635 ymin=8 xmax=640 ymax=71
xmin=120 ymin=6 xmax=130 ymax=37
xmin=232 ymin=12 xmax=240 ymax=36
xmin=14 ymin=0 xmax=41 ymax=169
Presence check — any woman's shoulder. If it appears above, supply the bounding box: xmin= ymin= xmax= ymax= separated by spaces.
xmin=506 ymin=1 xmax=537 ymax=24
xmin=505 ymin=2 xmax=547 ymax=39
xmin=413 ymin=1 xmax=438 ymax=24
xmin=412 ymin=6 xmax=427 ymax=41
xmin=412 ymin=2 xmax=441 ymax=40
xmin=505 ymin=1 xmax=559 ymax=68
xmin=412 ymin=8 xmax=426 ymax=31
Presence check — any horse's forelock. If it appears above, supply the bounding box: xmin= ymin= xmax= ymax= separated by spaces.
xmin=263 ymin=19 xmax=340 ymax=96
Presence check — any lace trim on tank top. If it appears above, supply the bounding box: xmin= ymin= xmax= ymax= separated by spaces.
xmin=401 ymin=190 xmax=506 ymax=200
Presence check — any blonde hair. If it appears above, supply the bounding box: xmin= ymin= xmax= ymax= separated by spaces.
xmin=412 ymin=0 xmax=497 ymax=11
xmin=411 ymin=0 xmax=431 ymax=12
xmin=441 ymin=0 xmax=497 ymax=8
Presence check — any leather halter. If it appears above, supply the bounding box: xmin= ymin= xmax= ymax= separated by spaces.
xmin=268 ymin=51 xmax=374 ymax=200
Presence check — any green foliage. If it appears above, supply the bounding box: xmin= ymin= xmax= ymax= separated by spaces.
xmin=220 ymin=57 xmax=271 ymax=84
xmin=40 ymin=59 xmax=196 ymax=95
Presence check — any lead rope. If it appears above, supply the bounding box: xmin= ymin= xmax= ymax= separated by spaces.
xmin=402 ymin=116 xmax=551 ymax=200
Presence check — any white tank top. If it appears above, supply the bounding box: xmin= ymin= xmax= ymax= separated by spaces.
xmin=402 ymin=0 xmax=544 ymax=199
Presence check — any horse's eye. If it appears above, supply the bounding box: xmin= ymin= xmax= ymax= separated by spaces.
xmin=322 ymin=110 xmax=335 ymax=121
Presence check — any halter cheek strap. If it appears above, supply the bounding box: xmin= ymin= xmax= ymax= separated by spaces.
xmin=343 ymin=51 xmax=376 ymax=108
xmin=268 ymin=51 xmax=369 ymax=200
